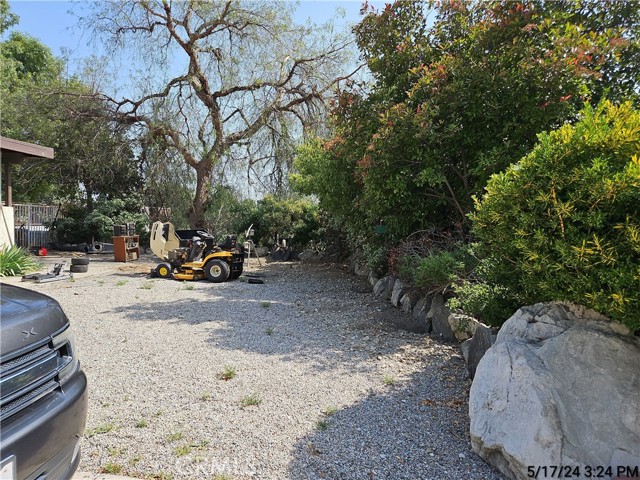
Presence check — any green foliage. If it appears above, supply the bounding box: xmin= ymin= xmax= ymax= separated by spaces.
xmin=362 ymin=243 xmax=387 ymax=274
xmin=0 ymin=0 xmax=18 ymax=34
xmin=448 ymin=280 xmax=520 ymax=327
xmin=293 ymin=0 xmax=640 ymax=249
xmin=52 ymin=196 xmax=149 ymax=245
xmin=472 ymin=101 xmax=640 ymax=330
xmin=0 ymin=31 xmax=62 ymax=84
xmin=203 ymin=185 xmax=254 ymax=235
xmin=292 ymin=136 xmax=362 ymax=229
xmin=233 ymin=195 xmax=321 ymax=250
xmin=1 ymin=4 xmax=140 ymax=206
xmin=400 ymin=243 xmax=477 ymax=293
xmin=241 ymin=393 xmax=262 ymax=407
xmin=0 ymin=245 xmax=38 ymax=277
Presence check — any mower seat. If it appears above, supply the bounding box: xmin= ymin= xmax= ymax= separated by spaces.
xmin=188 ymin=238 xmax=205 ymax=262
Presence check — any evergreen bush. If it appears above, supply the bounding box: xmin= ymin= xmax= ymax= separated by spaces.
xmin=472 ymin=101 xmax=640 ymax=331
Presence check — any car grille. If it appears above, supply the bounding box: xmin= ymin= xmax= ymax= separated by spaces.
xmin=0 ymin=342 xmax=62 ymax=421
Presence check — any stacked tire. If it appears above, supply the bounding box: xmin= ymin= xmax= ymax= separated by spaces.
xmin=70 ymin=257 xmax=90 ymax=273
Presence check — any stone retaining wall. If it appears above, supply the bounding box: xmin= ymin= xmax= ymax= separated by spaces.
xmin=350 ymin=258 xmax=496 ymax=378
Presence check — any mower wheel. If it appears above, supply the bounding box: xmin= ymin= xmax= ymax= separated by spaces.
xmin=204 ymin=259 xmax=230 ymax=283
xmin=155 ymin=263 xmax=172 ymax=279
xmin=71 ymin=257 xmax=90 ymax=265
xmin=70 ymin=264 xmax=89 ymax=273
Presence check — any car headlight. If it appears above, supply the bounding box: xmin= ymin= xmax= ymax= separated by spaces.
xmin=52 ymin=326 xmax=79 ymax=385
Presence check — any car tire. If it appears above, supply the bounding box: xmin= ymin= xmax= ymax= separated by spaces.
xmin=71 ymin=258 xmax=90 ymax=265
xmin=70 ymin=264 xmax=89 ymax=273
xmin=204 ymin=260 xmax=230 ymax=283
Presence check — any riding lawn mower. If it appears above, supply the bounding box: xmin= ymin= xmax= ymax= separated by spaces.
xmin=149 ymin=221 xmax=244 ymax=282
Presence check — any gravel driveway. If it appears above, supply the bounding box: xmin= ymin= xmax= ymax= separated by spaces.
xmin=11 ymin=255 xmax=504 ymax=480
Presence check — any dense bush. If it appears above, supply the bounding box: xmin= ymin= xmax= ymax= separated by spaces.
xmin=398 ymin=242 xmax=478 ymax=294
xmin=52 ymin=196 xmax=150 ymax=246
xmin=471 ymin=101 xmax=640 ymax=331
xmin=227 ymin=195 xmax=322 ymax=251
xmin=0 ymin=245 xmax=38 ymax=277
xmin=292 ymin=1 xmax=640 ymax=245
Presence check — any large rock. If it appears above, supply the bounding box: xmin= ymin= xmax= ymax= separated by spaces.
xmin=470 ymin=302 xmax=640 ymax=480
xmin=298 ymin=250 xmax=316 ymax=261
xmin=428 ymin=294 xmax=454 ymax=342
xmin=368 ymin=270 xmax=379 ymax=287
xmin=390 ymin=279 xmax=407 ymax=307
xmin=354 ymin=262 xmax=370 ymax=277
xmin=412 ymin=296 xmax=433 ymax=333
xmin=373 ymin=275 xmax=395 ymax=300
xmin=462 ymin=323 xmax=497 ymax=379
xmin=448 ymin=313 xmax=481 ymax=342
xmin=400 ymin=290 xmax=422 ymax=314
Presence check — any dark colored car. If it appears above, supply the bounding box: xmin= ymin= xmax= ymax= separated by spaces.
xmin=0 ymin=284 xmax=88 ymax=480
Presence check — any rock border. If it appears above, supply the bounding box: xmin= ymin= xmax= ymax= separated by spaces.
xmin=350 ymin=260 xmax=496 ymax=379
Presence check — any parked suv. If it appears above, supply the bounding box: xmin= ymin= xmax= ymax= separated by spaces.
xmin=1 ymin=284 xmax=88 ymax=480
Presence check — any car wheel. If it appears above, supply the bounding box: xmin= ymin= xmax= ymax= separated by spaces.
xmin=70 ymin=264 xmax=89 ymax=273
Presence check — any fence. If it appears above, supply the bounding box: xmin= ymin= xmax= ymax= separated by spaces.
xmin=13 ymin=204 xmax=62 ymax=248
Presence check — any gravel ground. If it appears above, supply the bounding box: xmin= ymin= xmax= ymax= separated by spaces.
xmin=9 ymin=255 xmax=504 ymax=480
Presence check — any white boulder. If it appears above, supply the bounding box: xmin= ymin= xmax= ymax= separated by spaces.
xmin=469 ymin=302 xmax=640 ymax=480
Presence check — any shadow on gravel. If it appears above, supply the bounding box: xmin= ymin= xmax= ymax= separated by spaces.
xmin=106 ymin=262 xmax=421 ymax=373
xmin=287 ymin=355 xmax=505 ymax=480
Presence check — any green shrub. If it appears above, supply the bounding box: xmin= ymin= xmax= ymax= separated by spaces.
xmin=0 ymin=245 xmax=38 ymax=277
xmin=448 ymin=280 xmax=520 ymax=327
xmin=471 ymin=101 xmax=640 ymax=331
xmin=401 ymin=243 xmax=477 ymax=293
xmin=363 ymin=243 xmax=387 ymax=274
xmin=51 ymin=196 xmax=150 ymax=245
xmin=235 ymin=195 xmax=322 ymax=250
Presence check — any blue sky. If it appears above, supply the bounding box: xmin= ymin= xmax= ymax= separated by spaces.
xmin=7 ymin=1 xmax=379 ymax=60
xmin=6 ymin=1 xmax=383 ymax=96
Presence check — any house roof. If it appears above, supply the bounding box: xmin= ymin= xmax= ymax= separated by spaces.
xmin=0 ymin=136 xmax=54 ymax=162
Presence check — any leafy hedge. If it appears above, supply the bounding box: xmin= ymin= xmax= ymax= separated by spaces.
xmin=52 ymin=196 xmax=150 ymax=246
xmin=471 ymin=101 xmax=640 ymax=331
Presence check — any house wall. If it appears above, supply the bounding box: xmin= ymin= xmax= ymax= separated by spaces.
xmin=0 ymin=206 xmax=15 ymax=247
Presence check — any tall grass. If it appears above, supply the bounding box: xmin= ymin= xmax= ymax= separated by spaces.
xmin=0 ymin=245 xmax=38 ymax=277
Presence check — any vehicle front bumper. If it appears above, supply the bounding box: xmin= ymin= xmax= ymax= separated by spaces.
xmin=0 ymin=369 xmax=88 ymax=480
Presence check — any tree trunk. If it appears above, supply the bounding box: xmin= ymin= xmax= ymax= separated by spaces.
xmin=189 ymin=162 xmax=212 ymax=229
xmin=86 ymin=189 xmax=94 ymax=213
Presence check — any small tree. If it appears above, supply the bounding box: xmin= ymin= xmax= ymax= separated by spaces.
xmin=0 ymin=25 xmax=140 ymax=205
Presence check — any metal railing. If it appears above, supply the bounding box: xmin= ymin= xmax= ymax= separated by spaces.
xmin=13 ymin=204 xmax=62 ymax=248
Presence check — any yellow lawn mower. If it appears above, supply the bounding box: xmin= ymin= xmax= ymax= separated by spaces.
xmin=149 ymin=221 xmax=244 ymax=282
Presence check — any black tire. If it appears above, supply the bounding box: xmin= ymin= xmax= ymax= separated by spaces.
xmin=229 ymin=266 xmax=243 ymax=280
xmin=204 ymin=259 xmax=230 ymax=283
xmin=71 ymin=257 xmax=90 ymax=265
xmin=70 ymin=264 xmax=89 ymax=273
xmin=155 ymin=263 xmax=172 ymax=279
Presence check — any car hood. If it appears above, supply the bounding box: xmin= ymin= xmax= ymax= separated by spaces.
xmin=1 ymin=284 xmax=69 ymax=357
